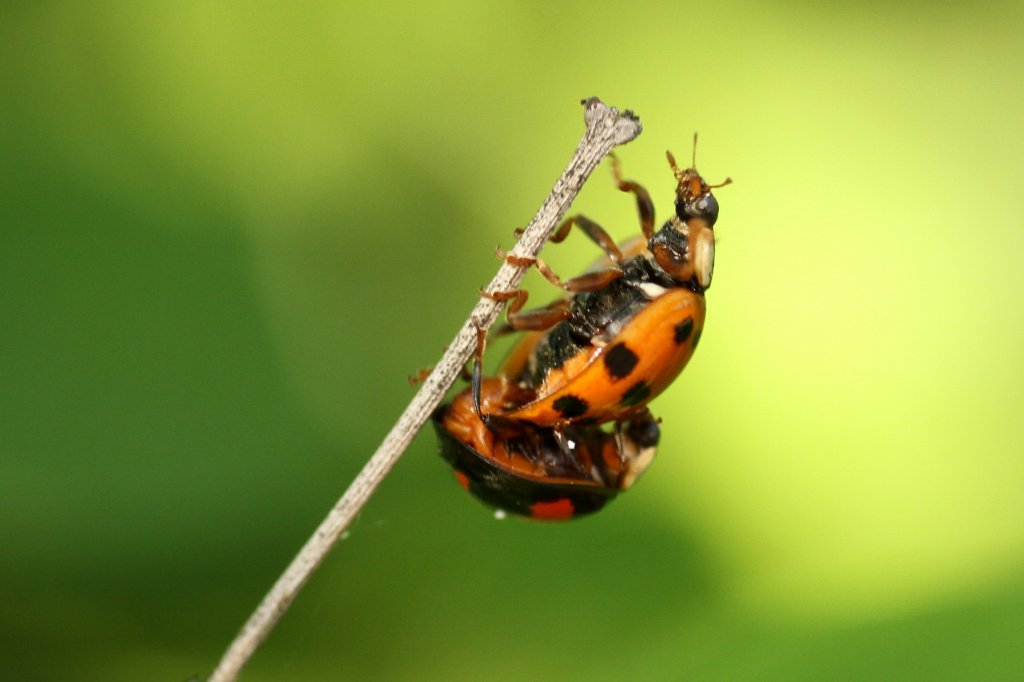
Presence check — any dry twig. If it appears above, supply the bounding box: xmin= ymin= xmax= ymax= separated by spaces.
xmin=207 ymin=97 xmax=642 ymax=682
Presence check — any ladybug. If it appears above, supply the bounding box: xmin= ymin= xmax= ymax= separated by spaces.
xmin=478 ymin=139 xmax=730 ymax=428
xmin=434 ymin=377 xmax=659 ymax=520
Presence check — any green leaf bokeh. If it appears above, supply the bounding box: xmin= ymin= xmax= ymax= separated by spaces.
xmin=2 ymin=2 xmax=1023 ymax=680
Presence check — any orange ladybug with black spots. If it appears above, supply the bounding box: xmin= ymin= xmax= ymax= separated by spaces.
xmin=476 ymin=140 xmax=729 ymax=429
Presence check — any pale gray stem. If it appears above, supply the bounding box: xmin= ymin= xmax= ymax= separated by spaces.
xmin=207 ymin=97 xmax=642 ymax=682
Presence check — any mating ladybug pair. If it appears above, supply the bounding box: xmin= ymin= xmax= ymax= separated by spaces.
xmin=434 ymin=140 xmax=730 ymax=520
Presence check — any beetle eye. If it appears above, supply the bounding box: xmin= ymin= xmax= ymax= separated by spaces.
xmin=676 ymin=192 xmax=719 ymax=227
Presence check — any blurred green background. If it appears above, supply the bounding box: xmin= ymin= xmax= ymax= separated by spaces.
xmin=3 ymin=1 xmax=1023 ymax=680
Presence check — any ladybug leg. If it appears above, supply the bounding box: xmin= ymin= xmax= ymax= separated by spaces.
xmin=560 ymin=267 xmax=624 ymax=293
xmin=612 ymin=420 xmax=629 ymax=466
xmin=469 ymin=324 xmax=530 ymax=426
xmin=613 ymin=409 xmax=660 ymax=458
xmin=470 ymin=322 xmax=538 ymax=427
xmin=480 ymin=286 xmax=571 ymax=332
xmin=496 ymin=247 xmax=623 ymax=297
xmin=471 ymin=323 xmax=489 ymax=419
xmin=489 ymin=321 xmax=514 ymax=338
xmin=498 ymin=248 xmax=568 ymax=289
xmin=625 ymin=409 xmax=661 ymax=451
xmin=551 ymin=428 xmax=581 ymax=469
xmin=407 ymin=367 xmax=433 ymax=386
xmin=547 ymin=216 xmax=627 ymax=290
xmin=490 ymin=298 xmax=571 ymax=338
xmin=609 ymin=152 xmax=656 ymax=240
xmin=552 ymin=215 xmax=624 ymax=263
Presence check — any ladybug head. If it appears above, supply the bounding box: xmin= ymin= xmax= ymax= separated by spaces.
xmin=649 ymin=138 xmax=730 ymax=291
xmin=666 ymin=136 xmax=731 ymax=228
xmin=677 ymin=184 xmax=721 ymax=227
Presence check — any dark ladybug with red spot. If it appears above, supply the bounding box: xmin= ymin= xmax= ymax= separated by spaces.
xmin=433 ymin=378 xmax=659 ymax=520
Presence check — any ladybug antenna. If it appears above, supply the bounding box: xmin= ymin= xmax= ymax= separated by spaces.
xmin=691 ymin=132 xmax=734 ymax=189
xmin=665 ymin=149 xmax=686 ymax=182
xmin=670 ymin=135 xmax=732 ymax=189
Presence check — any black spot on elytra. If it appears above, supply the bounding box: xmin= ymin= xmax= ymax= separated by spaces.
xmin=691 ymin=327 xmax=702 ymax=350
xmin=603 ymin=343 xmax=639 ymax=380
xmin=619 ymin=381 xmax=652 ymax=407
xmin=674 ymin=317 xmax=694 ymax=345
xmin=553 ymin=395 xmax=589 ymax=419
